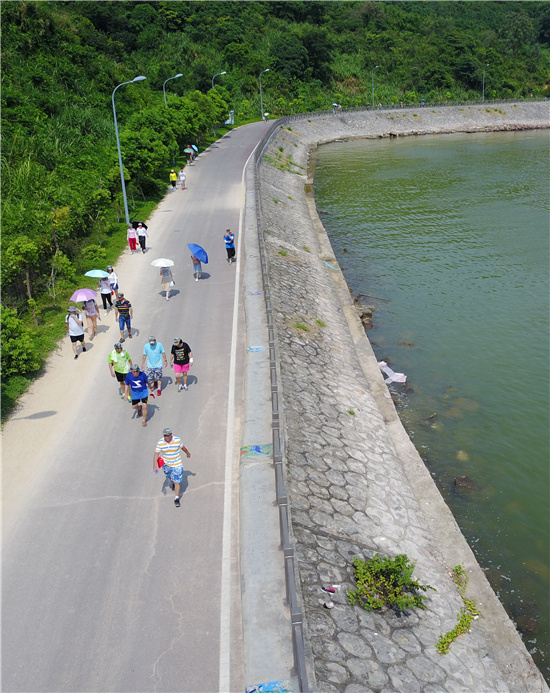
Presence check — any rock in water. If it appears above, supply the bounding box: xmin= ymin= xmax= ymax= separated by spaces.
xmin=454 ymin=475 xmax=475 ymax=493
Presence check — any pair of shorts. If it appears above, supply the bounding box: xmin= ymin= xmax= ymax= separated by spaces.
xmin=148 ymin=367 xmax=163 ymax=382
xmin=163 ymin=464 xmax=183 ymax=484
xmin=118 ymin=315 xmax=131 ymax=330
xmin=173 ymin=363 xmax=190 ymax=374
xmin=115 ymin=370 xmax=128 ymax=382
xmin=110 ymin=283 xmax=118 ymax=291
xmin=70 ymin=334 xmax=84 ymax=343
xmin=131 ymin=396 xmax=148 ymax=405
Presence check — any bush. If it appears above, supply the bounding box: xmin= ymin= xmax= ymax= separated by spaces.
xmin=348 ymin=554 xmax=435 ymax=612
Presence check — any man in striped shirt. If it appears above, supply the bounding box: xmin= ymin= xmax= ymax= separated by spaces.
xmin=153 ymin=428 xmax=191 ymax=507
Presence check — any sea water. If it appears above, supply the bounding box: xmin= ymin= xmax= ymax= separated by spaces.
xmin=314 ymin=130 xmax=549 ymax=679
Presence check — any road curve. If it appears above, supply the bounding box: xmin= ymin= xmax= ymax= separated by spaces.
xmin=2 ymin=121 xmax=268 ymax=693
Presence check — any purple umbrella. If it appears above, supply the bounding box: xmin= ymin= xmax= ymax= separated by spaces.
xmin=187 ymin=243 xmax=208 ymax=264
xmin=70 ymin=288 xmax=97 ymax=302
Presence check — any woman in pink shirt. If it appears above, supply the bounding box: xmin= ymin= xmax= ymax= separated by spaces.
xmin=127 ymin=226 xmax=138 ymax=254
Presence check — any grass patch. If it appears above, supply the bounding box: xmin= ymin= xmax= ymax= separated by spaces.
xmin=303 ymin=245 xmax=310 ymax=252
xmin=295 ymin=322 xmax=309 ymax=331
xmin=348 ymin=409 xmax=355 ymax=415
xmin=315 ymin=318 xmax=325 ymax=326
xmin=436 ymin=565 xmax=480 ymax=654
xmin=278 ymin=249 xmax=287 ymax=256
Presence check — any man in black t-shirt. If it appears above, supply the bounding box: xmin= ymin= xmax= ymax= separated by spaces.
xmin=170 ymin=338 xmax=193 ymax=391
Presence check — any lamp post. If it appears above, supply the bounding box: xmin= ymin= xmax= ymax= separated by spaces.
xmin=259 ymin=69 xmax=269 ymax=121
xmin=212 ymin=71 xmax=226 ymax=89
xmin=163 ymin=73 xmax=183 ymax=105
xmin=482 ymin=63 xmax=489 ymax=103
xmin=372 ymin=65 xmax=378 ymax=109
xmin=112 ymin=76 xmax=146 ymax=226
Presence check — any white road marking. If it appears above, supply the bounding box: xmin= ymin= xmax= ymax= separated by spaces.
xmin=219 ymin=146 xmax=257 ymax=692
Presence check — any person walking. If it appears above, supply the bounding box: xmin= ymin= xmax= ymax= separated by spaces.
xmin=223 ymin=229 xmax=235 ymax=264
xmin=107 ymin=265 xmax=119 ymax=299
xmin=98 ymin=276 xmax=113 ymax=311
xmin=65 ymin=306 xmax=87 ymax=359
xmin=124 ymin=364 xmax=150 ymax=427
xmin=153 ymin=428 xmax=191 ymax=507
xmin=160 ymin=266 xmax=173 ymax=300
xmin=82 ymin=297 xmax=101 ymax=340
xmin=137 ymin=222 xmax=149 ymax=253
xmin=127 ymin=225 xmax=138 ymax=254
xmin=178 ymin=167 xmax=186 ymax=189
xmin=170 ymin=338 xmax=193 ymax=391
xmin=114 ymin=292 xmax=133 ymax=342
xmin=142 ymin=336 xmax=167 ymax=397
xmin=191 ymin=254 xmax=202 ymax=281
xmin=108 ymin=342 xmax=133 ymax=398
xmin=169 ymin=169 xmax=177 ymax=189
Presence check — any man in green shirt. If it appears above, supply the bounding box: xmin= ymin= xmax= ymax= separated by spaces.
xmin=107 ymin=342 xmax=133 ymax=398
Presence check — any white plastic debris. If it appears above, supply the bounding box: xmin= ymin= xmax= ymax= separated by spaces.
xmin=378 ymin=361 xmax=407 ymax=384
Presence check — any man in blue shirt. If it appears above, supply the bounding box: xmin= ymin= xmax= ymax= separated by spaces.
xmin=141 ymin=336 xmax=167 ymax=397
xmin=223 ymin=229 xmax=235 ymax=264
xmin=124 ymin=364 xmax=150 ymax=427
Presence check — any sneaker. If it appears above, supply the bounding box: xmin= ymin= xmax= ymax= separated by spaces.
xmin=183 ymin=383 xmax=188 ymax=390
xmin=127 ymin=396 xmax=132 ymax=402
xmin=195 ymin=277 xmax=198 ymax=282
xmin=174 ymin=497 xmax=181 ymax=508
xmin=128 ymin=333 xmax=132 ymax=339
xmin=74 ymin=354 xmax=79 ymax=360
xmin=120 ymin=338 xmax=125 ymax=343
xmin=157 ymin=389 xmax=162 ymax=396
xmin=82 ymin=346 xmax=87 ymax=352
xmin=149 ymin=392 xmax=155 ymax=399
xmin=120 ymin=393 xmax=126 ymax=400
xmin=178 ymin=384 xmax=183 ymax=392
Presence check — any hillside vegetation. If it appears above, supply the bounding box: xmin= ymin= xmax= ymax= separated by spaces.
xmin=2 ymin=0 xmax=549 ymax=417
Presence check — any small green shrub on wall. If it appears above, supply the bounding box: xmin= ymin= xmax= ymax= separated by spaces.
xmin=348 ymin=554 xmax=435 ymax=612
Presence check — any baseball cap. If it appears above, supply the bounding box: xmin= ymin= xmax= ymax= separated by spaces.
xmin=163 ymin=427 xmax=172 ymax=436
xmin=107 ymin=265 xmax=113 ymax=270
xmin=118 ymin=291 xmax=124 ymax=297
xmin=149 ymin=336 xmax=156 ymax=343
xmin=173 ymin=338 xmax=182 ymax=344
xmin=114 ymin=342 xmax=122 ymax=349
xmin=131 ymin=364 xmax=140 ymax=371
xmin=67 ymin=306 xmax=77 ymax=312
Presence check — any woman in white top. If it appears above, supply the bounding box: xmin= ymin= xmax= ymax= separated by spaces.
xmin=137 ymin=223 xmax=149 ymax=253
xmin=98 ymin=277 xmax=113 ymax=310
xmin=107 ymin=266 xmax=119 ymax=298
xmin=178 ymin=168 xmax=186 ymax=190
xmin=82 ymin=298 xmax=101 ymax=340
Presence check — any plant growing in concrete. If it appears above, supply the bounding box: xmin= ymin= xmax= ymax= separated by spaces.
xmin=436 ymin=565 xmax=480 ymax=654
xmin=278 ymin=249 xmax=287 ymax=256
xmin=348 ymin=554 xmax=435 ymax=612
xmin=316 ymin=319 xmax=325 ymax=326
xmin=295 ymin=322 xmax=309 ymax=331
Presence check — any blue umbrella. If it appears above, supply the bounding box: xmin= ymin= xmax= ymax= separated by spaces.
xmin=84 ymin=269 xmax=109 ymax=278
xmin=191 ymin=145 xmax=198 ymax=152
xmin=187 ymin=243 xmax=208 ymax=264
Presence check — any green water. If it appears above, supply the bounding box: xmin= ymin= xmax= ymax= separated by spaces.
xmin=314 ymin=130 xmax=550 ymax=679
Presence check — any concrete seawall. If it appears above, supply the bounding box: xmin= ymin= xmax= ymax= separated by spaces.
xmin=256 ymin=103 xmax=549 ymax=692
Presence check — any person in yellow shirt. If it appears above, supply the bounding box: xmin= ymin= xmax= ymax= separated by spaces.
xmin=169 ymin=169 xmax=177 ymax=189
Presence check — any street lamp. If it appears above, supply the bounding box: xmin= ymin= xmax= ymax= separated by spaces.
xmin=212 ymin=71 xmax=227 ymax=89
xmin=372 ymin=65 xmax=378 ymax=109
xmin=482 ymin=64 xmax=490 ymax=103
xmin=259 ymin=69 xmax=269 ymax=121
xmin=163 ymin=73 xmax=183 ymax=105
xmin=112 ymin=76 xmax=146 ymax=225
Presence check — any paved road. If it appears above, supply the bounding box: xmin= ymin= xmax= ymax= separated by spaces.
xmin=2 ymin=121 xmax=268 ymax=692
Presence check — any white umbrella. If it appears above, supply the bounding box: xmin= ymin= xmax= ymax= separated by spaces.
xmin=150 ymin=258 xmax=174 ymax=267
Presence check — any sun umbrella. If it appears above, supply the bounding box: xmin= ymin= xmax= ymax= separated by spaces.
xmin=184 ymin=148 xmax=194 ymax=154
xmin=84 ymin=269 xmax=109 ymax=278
xmin=187 ymin=243 xmax=208 ymax=264
xmin=150 ymin=258 xmax=174 ymax=267
xmin=132 ymin=221 xmax=148 ymax=229
xmin=70 ymin=288 xmax=97 ymax=302
xmin=191 ymin=145 xmax=198 ymax=152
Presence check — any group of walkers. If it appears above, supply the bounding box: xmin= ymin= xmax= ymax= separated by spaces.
xmin=64 ymin=156 xmax=237 ymax=506
xmin=127 ymin=222 xmax=149 ymax=254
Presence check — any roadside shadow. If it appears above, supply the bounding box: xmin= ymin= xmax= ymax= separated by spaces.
xmin=131 ymin=402 xmax=158 ymax=424
xmin=186 ymin=375 xmax=198 ymax=387
xmin=161 ymin=375 xmax=173 ymax=389
xmin=12 ymin=410 xmax=57 ymax=420
xmin=158 ymin=290 xmax=181 ymax=298
xmin=197 ymin=272 xmax=211 ymax=281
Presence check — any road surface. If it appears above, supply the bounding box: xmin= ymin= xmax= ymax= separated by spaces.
xmin=2 ymin=121 xmax=268 ymax=692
